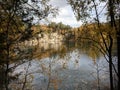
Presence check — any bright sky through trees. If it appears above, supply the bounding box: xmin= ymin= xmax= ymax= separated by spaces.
xmin=48 ymin=0 xmax=107 ymax=28
xmin=48 ymin=0 xmax=82 ymax=27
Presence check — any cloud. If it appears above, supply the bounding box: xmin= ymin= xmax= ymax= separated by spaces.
xmin=48 ymin=0 xmax=82 ymax=27
xmin=50 ymin=0 xmax=68 ymax=8
xmin=48 ymin=0 xmax=107 ymax=27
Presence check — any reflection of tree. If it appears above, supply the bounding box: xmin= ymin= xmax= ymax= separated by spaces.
xmin=67 ymin=0 xmax=119 ymax=89
xmin=0 ymin=0 xmax=56 ymax=89
xmin=40 ymin=57 xmax=63 ymax=90
xmin=90 ymin=60 xmax=109 ymax=90
xmin=32 ymin=50 xmax=80 ymax=89
xmin=77 ymin=24 xmax=116 ymax=90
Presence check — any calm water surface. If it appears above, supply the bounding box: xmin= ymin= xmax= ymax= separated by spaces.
xmin=13 ymin=42 xmax=110 ymax=90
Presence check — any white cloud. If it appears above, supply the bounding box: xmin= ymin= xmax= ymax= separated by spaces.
xmin=47 ymin=0 xmax=107 ymax=27
xmin=50 ymin=0 xmax=68 ymax=8
xmin=48 ymin=0 xmax=82 ymax=27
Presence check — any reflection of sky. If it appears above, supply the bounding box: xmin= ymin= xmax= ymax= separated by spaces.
xmin=13 ymin=49 xmax=109 ymax=90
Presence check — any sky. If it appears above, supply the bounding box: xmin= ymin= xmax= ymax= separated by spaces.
xmin=39 ymin=0 xmax=107 ymax=28
xmin=48 ymin=0 xmax=82 ymax=28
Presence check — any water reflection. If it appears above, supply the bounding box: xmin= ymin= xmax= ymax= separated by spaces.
xmin=11 ymin=41 xmax=110 ymax=90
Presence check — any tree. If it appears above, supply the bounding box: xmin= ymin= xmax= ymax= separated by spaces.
xmin=67 ymin=0 xmax=119 ymax=90
xmin=108 ymin=0 xmax=120 ymax=90
xmin=0 ymin=0 xmax=57 ymax=89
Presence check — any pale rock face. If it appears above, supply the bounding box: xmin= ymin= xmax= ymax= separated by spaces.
xmin=38 ymin=32 xmax=63 ymax=44
xmin=21 ymin=32 xmax=64 ymax=50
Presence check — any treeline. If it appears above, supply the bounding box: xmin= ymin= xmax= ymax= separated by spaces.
xmin=31 ymin=22 xmax=71 ymax=35
xmin=31 ymin=21 xmax=117 ymax=43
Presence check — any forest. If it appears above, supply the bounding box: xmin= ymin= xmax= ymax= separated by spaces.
xmin=0 ymin=0 xmax=120 ymax=90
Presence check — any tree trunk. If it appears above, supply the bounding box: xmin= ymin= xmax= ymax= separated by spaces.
xmin=117 ymin=11 xmax=120 ymax=90
xmin=5 ymin=61 xmax=9 ymax=90
xmin=109 ymin=52 xmax=114 ymax=90
xmin=117 ymin=32 xmax=120 ymax=90
xmin=109 ymin=34 xmax=114 ymax=90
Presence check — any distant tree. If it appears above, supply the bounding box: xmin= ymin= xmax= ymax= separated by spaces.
xmin=48 ymin=22 xmax=57 ymax=31
xmin=48 ymin=22 xmax=71 ymax=33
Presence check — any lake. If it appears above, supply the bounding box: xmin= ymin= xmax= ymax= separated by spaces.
xmin=11 ymin=41 xmax=110 ymax=90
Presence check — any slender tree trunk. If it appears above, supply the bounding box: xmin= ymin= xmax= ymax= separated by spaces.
xmin=108 ymin=0 xmax=120 ymax=89
xmin=5 ymin=37 xmax=10 ymax=90
xmin=96 ymin=63 xmax=100 ymax=90
xmin=22 ymin=62 xmax=30 ymax=90
xmin=47 ymin=61 xmax=52 ymax=90
xmin=109 ymin=52 xmax=114 ymax=90
xmin=5 ymin=60 xmax=9 ymax=90
xmin=5 ymin=17 xmax=11 ymax=90
xmin=93 ymin=0 xmax=114 ymax=89
xmin=109 ymin=35 xmax=114 ymax=90
xmin=117 ymin=11 xmax=120 ymax=90
xmin=117 ymin=31 xmax=120 ymax=90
